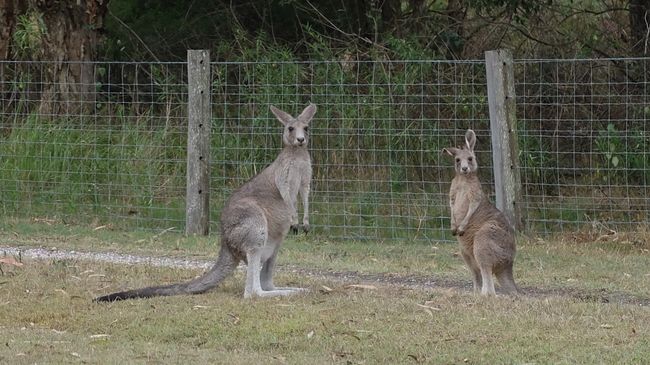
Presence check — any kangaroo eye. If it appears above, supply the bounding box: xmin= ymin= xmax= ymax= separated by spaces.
xmin=455 ymin=158 xmax=460 ymax=163
xmin=468 ymin=157 xmax=473 ymax=162
xmin=288 ymin=126 xmax=294 ymax=132
xmin=304 ymin=126 xmax=309 ymax=132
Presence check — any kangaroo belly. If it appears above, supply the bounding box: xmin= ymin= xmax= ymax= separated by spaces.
xmin=452 ymin=193 xmax=475 ymax=223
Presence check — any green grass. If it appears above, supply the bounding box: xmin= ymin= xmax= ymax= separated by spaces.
xmin=0 ymin=115 xmax=187 ymax=229
xmin=1 ymin=218 xmax=649 ymax=297
xmin=1 ymin=257 xmax=648 ymax=364
xmin=0 ymin=220 xmax=649 ymax=363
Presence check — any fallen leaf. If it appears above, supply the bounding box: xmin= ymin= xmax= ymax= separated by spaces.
xmin=408 ymin=354 xmax=420 ymax=362
xmin=0 ymin=257 xmax=23 ymax=267
xmin=600 ymin=324 xmax=613 ymax=329
xmin=307 ymin=330 xmax=314 ymax=339
xmin=319 ymin=285 xmax=333 ymax=293
xmin=193 ymin=305 xmax=210 ymax=309
xmin=89 ymin=334 xmax=110 ymax=339
xmin=344 ymin=284 xmax=377 ymax=290
xmin=228 ymin=313 xmax=240 ymax=325
xmin=332 ymin=351 xmax=353 ymax=360
xmin=417 ymin=303 xmax=441 ymax=311
xmin=272 ymin=355 xmax=286 ymax=362
xmin=343 ymin=332 xmax=361 ymax=341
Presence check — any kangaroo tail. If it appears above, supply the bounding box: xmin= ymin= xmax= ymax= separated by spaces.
xmin=94 ymin=245 xmax=239 ymax=302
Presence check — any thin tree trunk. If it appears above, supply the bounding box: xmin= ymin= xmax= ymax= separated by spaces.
xmin=32 ymin=0 xmax=107 ymax=115
xmin=629 ymin=0 xmax=650 ymax=55
xmin=380 ymin=0 xmax=401 ymax=35
xmin=0 ymin=0 xmax=14 ymax=60
xmin=446 ymin=0 xmax=466 ymax=59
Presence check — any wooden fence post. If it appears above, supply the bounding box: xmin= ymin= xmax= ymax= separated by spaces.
xmin=186 ymin=50 xmax=211 ymax=235
xmin=485 ymin=49 xmax=524 ymax=232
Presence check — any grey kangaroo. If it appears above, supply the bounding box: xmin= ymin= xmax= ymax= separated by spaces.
xmin=443 ymin=129 xmax=518 ymax=296
xmin=95 ymin=104 xmax=316 ymax=302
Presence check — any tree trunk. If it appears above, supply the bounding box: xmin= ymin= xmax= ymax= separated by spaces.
xmin=446 ymin=0 xmax=467 ymax=59
xmin=407 ymin=0 xmax=427 ymax=33
xmin=1 ymin=0 xmax=108 ymax=115
xmin=629 ymin=0 xmax=650 ymax=55
xmin=1 ymin=0 xmax=16 ymax=60
xmin=33 ymin=0 xmax=108 ymax=115
xmin=341 ymin=0 xmax=374 ymax=39
xmin=380 ymin=0 xmax=401 ymax=35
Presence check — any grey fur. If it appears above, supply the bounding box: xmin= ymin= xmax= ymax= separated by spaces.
xmin=442 ymin=129 xmax=519 ymax=296
xmin=95 ymin=103 xmax=316 ymax=302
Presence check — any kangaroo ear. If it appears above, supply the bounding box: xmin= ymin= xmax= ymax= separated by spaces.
xmin=297 ymin=103 xmax=317 ymax=124
xmin=465 ymin=129 xmax=476 ymax=151
xmin=443 ymin=147 xmax=458 ymax=156
xmin=270 ymin=105 xmax=294 ymax=126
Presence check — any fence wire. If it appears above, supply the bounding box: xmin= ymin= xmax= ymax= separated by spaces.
xmin=211 ymin=60 xmax=491 ymax=241
xmin=516 ymin=58 xmax=650 ymax=234
xmin=1 ymin=57 xmax=648 ymax=241
xmin=0 ymin=61 xmax=188 ymax=229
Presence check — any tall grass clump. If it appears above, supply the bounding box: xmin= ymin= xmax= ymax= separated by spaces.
xmin=0 ymin=114 xmax=186 ymax=229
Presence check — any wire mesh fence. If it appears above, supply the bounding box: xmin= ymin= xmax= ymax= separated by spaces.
xmin=0 ymin=61 xmax=188 ymax=229
xmin=517 ymin=57 xmax=650 ymax=234
xmin=1 ymin=55 xmax=648 ymax=241
xmin=211 ymin=60 xmax=491 ymax=241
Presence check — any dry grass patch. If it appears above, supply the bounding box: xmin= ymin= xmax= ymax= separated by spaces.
xmin=1 ymin=257 xmax=649 ymax=364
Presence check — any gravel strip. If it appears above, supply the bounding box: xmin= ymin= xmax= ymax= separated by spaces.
xmin=0 ymin=245 xmax=213 ymax=270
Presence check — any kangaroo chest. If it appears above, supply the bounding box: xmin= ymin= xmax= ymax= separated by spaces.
xmin=277 ymin=159 xmax=311 ymax=199
xmin=451 ymin=177 xmax=482 ymax=222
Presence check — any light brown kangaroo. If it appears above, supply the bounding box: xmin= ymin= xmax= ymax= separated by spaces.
xmin=95 ymin=104 xmax=316 ymax=302
xmin=443 ymin=129 xmax=519 ymax=296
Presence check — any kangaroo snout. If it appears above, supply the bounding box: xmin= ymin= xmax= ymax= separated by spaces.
xmin=297 ymin=137 xmax=305 ymax=143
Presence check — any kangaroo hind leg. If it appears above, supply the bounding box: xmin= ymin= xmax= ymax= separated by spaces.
xmin=260 ymin=242 xmax=308 ymax=293
xmin=241 ymin=231 xmax=306 ymax=298
xmin=245 ymin=248 xmax=305 ymax=298
xmin=495 ymin=264 xmax=519 ymax=295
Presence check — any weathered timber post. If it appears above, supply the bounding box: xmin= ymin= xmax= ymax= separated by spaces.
xmin=485 ymin=49 xmax=524 ymax=232
xmin=186 ymin=50 xmax=211 ymax=235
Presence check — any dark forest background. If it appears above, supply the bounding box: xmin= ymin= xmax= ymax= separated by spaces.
xmin=2 ymin=1 xmax=649 ymax=63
